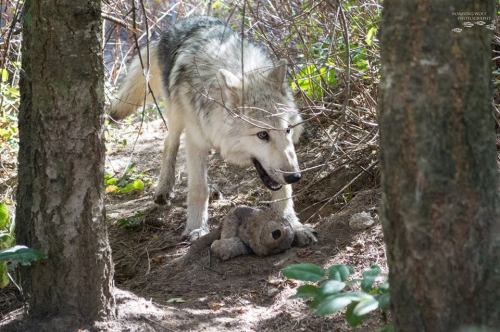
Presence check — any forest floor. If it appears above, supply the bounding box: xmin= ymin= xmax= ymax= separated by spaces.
xmin=1 ymin=117 xmax=387 ymax=331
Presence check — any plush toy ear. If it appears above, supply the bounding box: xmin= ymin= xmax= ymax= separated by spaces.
xmin=217 ymin=69 xmax=241 ymax=106
xmin=268 ymin=59 xmax=288 ymax=89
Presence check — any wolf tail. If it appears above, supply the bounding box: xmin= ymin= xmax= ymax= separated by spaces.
xmin=109 ymin=43 xmax=163 ymax=120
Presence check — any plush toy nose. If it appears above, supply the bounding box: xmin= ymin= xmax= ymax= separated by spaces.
xmin=284 ymin=173 xmax=301 ymax=184
xmin=272 ymin=229 xmax=282 ymax=239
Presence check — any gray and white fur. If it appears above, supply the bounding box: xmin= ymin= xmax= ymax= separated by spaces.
xmin=110 ymin=16 xmax=316 ymax=245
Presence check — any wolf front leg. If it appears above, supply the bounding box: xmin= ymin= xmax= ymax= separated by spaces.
xmin=270 ymin=184 xmax=317 ymax=246
xmin=183 ymin=133 xmax=210 ymax=241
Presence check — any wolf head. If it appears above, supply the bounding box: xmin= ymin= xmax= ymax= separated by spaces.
xmin=215 ymin=60 xmax=303 ymax=190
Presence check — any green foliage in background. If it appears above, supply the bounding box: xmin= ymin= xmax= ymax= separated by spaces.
xmin=0 ymin=66 xmax=20 ymax=149
xmin=288 ymin=1 xmax=381 ymax=99
xmin=0 ymin=202 xmax=15 ymax=287
xmin=291 ymin=62 xmax=337 ymax=99
xmin=283 ymin=263 xmax=391 ymax=330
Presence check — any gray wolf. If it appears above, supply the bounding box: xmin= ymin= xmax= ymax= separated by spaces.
xmin=110 ymin=16 xmax=316 ymax=245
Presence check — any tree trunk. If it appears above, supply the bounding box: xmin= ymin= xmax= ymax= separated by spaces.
xmin=16 ymin=0 xmax=115 ymax=328
xmin=378 ymin=1 xmax=499 ymax=330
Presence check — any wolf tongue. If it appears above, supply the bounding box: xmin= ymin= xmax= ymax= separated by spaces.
xmin=252 ymin=158 xmax=282 ymax=191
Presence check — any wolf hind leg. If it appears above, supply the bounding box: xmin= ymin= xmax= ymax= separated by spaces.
xmin=154 ymin=99 xmax=184 ymax=205
xmin=270 ymin=184 xmax=317 ymax=246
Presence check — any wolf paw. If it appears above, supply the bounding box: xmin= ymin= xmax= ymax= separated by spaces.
xmin=292 ymin=224 xmax=318 ymax=247
xmin=182 ymin=227 xmax=209 ymax=242
xmin=153 ymin=190 xmax=174 ymax=205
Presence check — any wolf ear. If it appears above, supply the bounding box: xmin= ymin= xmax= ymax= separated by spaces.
xmin=289 ymin=111 xmax=304 ymax=144
xmin=217 ymin=69 xmax=241 ymax=106
xmin=269 ymin=59 xmax=288 ymax=89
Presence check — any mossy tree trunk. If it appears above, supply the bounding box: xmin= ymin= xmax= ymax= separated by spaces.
xmin=16 ymin=0 xmax=115 ymax=329
xmin=379 ymin=1 xmax=499 ymax=330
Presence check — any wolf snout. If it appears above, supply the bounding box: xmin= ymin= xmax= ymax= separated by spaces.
xmin=284 ymin=172 xmax=301 ymax=184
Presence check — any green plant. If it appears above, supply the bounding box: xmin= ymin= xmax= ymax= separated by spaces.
xmin=104 ymin=164 xmax=150 ymax=194
xmin=0 ymin=202 xmax=46 ymax=288
xmin=0 ymin=245 xmax=47 ymax=265
xmin=283 ymin=263 xmax=391 ymax=330
xmin=291 ymin=63 xmax=337 ymax=99
xmin=0 ymin=202 xmax=14 ymax=287
xmin=0 ymin=67 xmax=20 ymax=149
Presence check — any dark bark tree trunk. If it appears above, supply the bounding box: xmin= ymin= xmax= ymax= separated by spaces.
xmin=379 ymin=1 xmax=499 ymax=331
xmin=16 ymin=0 xmax=115 ymax=328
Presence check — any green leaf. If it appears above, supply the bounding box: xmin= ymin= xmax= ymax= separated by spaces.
xmin=0 ymin=262 xmax=9 ymax=288
xmin=320 ymin=280 xmax=346 ymax=295
xmin=346 ymin=302 xmax=363 ymax=327
xmin=117 ymin=179 xmax=145 ymax=194
xmin=7 ymin=86 xmax=19 ymax=97
xmin=0 ymin=233 xmax=13 ymax=249
xmin=365 ymin=27 xmax=377 ymax=46
xmin=131 ymin=179 xmax=144 ymax=190
xmin=377 ymin=292 xmax=390 ymax=311
xmin=327 ymin=264 xmax=353 ymax=281
xmin=325 ymin=68 xmax=337 ymax=86
xmin=105 ymin=177 xmax=117 ymax=186
xmin=379 ymin=281 xmax=389 ymax=293
xmin=353 ymin=295 xmax=379 ymax=316
xmin=361 ymin=265 xmax=381 ymax=292
xmin=0 ymin=203 xmax=9 ymax=230
xmin=282 ymin=263 xmax=325 ymax=282
xmin=211 ymin=0 xmax=222 ymax=10
xmin=1 ymin=69 xmax=8 ymax=83
xmin=292 ymin=284 xmax=320 ymax=299
xmin=0 ymin=245 xmax=47 ymax=265
xmin=315 ymin=294 xmax=353 ymax=316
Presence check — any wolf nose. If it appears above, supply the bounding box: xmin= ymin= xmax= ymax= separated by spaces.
xmin=284 ymin=173 xmax=301 ymax=184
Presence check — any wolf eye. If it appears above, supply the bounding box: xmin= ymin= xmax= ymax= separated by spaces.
xmin=257 ymin=131 xmax=269 ymax=141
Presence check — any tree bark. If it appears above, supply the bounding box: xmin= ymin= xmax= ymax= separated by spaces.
xmin=379 ymin=1 xmax=499 ymax=330
xmin=16 ymin=0 xmax=115 ymax=328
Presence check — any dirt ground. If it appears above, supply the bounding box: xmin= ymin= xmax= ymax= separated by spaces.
xmin=1 ymin=117 xmax=387 ymax=331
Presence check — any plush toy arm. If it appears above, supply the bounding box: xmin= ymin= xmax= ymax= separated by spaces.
xmin=211 ymin=237 xmax=251 ymax=261
xmin=180 ymin=228 xmax=222 ymax=264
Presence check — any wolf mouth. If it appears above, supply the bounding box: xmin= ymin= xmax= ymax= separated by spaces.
xmin=252 ymin=158 xmax=282 ymax=191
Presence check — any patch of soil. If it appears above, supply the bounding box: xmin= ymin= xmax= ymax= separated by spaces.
xmin=1 ymin=118 xmax=387 ymax=331
xmin=104 ymin=119 xmax=387 ymax=331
